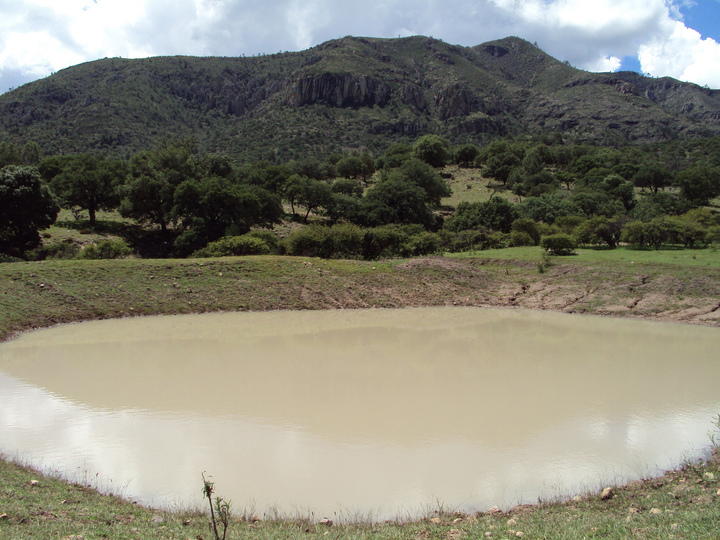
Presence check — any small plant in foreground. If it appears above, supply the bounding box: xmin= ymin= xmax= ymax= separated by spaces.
xmin=536 ymin=250 xmax=552 ymax=273
xmin=202 ymin=473 xmax=231 ymax=540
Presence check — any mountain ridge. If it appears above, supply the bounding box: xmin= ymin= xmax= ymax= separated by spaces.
xmin=1 ymin=35 xmax=719 ymax=161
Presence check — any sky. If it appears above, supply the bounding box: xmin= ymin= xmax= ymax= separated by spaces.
xmin=1 ymin=0 xmax=720 ymax=95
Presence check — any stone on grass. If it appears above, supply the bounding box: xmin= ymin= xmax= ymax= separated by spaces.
xmin=600 ymin=487 xmax=614 ymax=500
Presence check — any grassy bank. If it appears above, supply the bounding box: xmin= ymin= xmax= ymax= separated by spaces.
xmin=1 ymin=251 xmax=720 ymax=539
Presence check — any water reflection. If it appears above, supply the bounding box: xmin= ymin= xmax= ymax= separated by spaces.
xmin=0 ymin=307 xmax=718 ymax=519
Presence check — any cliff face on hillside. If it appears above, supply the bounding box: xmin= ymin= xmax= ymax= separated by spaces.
xmin=1 ymin=35 xmax=719 ymax=160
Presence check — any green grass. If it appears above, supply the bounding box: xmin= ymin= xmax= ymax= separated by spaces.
xmin=449 ymin=245 xmax=720 ymax=267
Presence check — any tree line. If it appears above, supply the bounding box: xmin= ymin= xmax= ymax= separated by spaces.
xmin=1 ymin=133 xmax=719 ymax=261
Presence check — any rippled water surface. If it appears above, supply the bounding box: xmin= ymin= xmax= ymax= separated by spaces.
xmin=1 ymin=307 xmax=719 ymax=519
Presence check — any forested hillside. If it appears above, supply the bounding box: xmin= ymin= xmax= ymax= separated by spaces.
xmin=1 ymin=36 xmax=720 ymax=161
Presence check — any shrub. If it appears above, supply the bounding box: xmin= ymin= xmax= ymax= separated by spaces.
xmin=510 ymin=231 xmax=534 ymax=247
xmin=403 ymin=232 xmax=441 ymax=256
xmin=27 ymin=242 xmax=80 ymax=260
xmin=541 ymin=233 xmax=577 ymax=255
xmin=192 ymin=235 xmax=271 ymax=258
xmin=76 ymin=239 xmax=133 ymax=259
xmin=362 ymin=224 xmax=419 ymax=259
xmin=285 ymin=223 xmax=363 ymax=259
xmin=246 ymin=230 xmax=282 ymax=254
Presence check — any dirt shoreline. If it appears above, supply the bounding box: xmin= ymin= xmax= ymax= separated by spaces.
xmin=1 ymin=255 xmax=719 ymax=345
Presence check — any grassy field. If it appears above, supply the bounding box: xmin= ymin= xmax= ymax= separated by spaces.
xmin=449 ymin=245 xmax=720 ymax=267
xmin=1 ymin=251 xmax=720 ymax=539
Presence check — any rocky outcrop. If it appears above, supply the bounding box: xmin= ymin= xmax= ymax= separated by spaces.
xmin=291 ymin=73 xmax=391 ymax=108
xmin=434 ymin=84 xmax=494 ymax=120
xmin=399 ymin=84 xmax=426 ymax=112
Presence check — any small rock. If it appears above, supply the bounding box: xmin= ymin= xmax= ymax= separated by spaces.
xmin=319 ymin=517 xmax=333 ymax=527
xmin=507 ymin=519 xmax=517 ymax=527
xmin=453 ymin=517 xmax=463 ymax=523
xmin=572 ymin=495 xmax=582 ymax=502
xmin=150 ymin=515 xmax=165 ymax=524
xmin=429 ymin=517 xmax=442 ymax=524
xmin=487 ymin=505 xmax=502 ymax=514
xmin=516 ymin=533 xmax=525 ymax=538
xmin=600 ymin=487 xmax=614 ymax=500
xmin=628 ymin=507 xmax=640 ymax=515
xmin=30 ymin=480 xmax=40 ymax=487
xmin=484 ymin=533 xmax=492 ymax=538
xmin=716 ymin=489 xmax=720 ymax=496
xmin=0 ymin=513 xmax=8 ymax=520
xmin=703 ymin=472 xmax=715 ymax=481
xmin=650 ymin=508 xmax=662 ymax=515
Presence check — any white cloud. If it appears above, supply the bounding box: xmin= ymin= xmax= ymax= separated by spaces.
xmin=1 ymin=0 xmax=719 ymax=95
xmin=639 ymin=20 xmax=720 ymax=87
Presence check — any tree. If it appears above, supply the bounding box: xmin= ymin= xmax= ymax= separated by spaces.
xmin=412 ymin=134 xmax=450 ymax=168
xmin=454 ymin=144 xmax=479 ymax=167
xmin=50 ymin=154 xmax=127 ymax=225
xmin=675 ymin=166 xmax=720 ymax=205
xmin=0 ymin=142 xmax=21 ymax=169
xmin=381 ymin=158 xmax=451 ymax=206
xmin=172 ymin=177 xmax=282 ymax=249
xmin=284 ymin=176 xmax=333 ymax=222
xmin=337 ymin=155 xmax=363 ymax=179
xmin=574 ymin=215 xmax=624 ymax=248
xmin=360 ymin=178 xmax=436 ymax=228
xmin=120 ymin=139 xmax=198 ymax=234
xmin=632 ymin=165 xmax=671 ymax=194
xmin=445 ymin=198 xmax=518 ymax=233
xmin=0 ymin=166 xmax=59 ymax=256
xmin=484 ymin=152 xmax=521 ymax=185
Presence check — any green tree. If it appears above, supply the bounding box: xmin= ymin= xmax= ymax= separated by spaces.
xmin=675 ymin=166 xmax=720 ymax=205
xmin=574 ymin=215 xmax=624 ymax=248
xmin=412 ymin=135 xmax=450 ymax=168
xmin=20 ymin=142 xmax=42 ymax=165
xmin=632 ymin=165 xmax=671 ymax=194
xmin=120 ymin=139 xmax=198 ymax=234
xmin=337 ymin=155 xmax=363 ymax=179
xmin=445 ymin=198 xmax=518 ymax=233
xmin=284 ymin=176 xmax=333 ymax=222
xmin=380 ymin=158 xmax=451 ymax=206
xmin=0 ymin=166 xmax=59 ymax=256
xmin=360 ymin=178 xmax=436 ymax=228
xmin=454 ymin=144 xmax=479 ymax=167
xmin=50 ymin=154 xmax=127 ymax=225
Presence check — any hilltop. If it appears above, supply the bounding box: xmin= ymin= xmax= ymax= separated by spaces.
xmin=1 ymin=35 xmax=720 ymax=161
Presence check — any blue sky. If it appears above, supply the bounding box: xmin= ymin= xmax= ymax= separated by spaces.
xmin=1 ymin=0 xmax=720 ymax=95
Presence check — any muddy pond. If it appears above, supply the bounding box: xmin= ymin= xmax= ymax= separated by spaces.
xmin=1 ymin=307 xmax=719 ymax=520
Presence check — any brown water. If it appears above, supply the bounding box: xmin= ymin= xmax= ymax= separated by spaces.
xmin=1 ymin=307 xmax=719 ymax=520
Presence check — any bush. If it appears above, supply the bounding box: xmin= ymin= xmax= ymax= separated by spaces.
xmin=440 ymin=228 xmax=508 ymax=253
xmin=76 ymin=239 xmax=133 ymax=259
xmin=285 ymin=223 xmax=363 ymax=259
xmin=362 ymin=224 xmax=419 ymax=259
xmin=510 ymin=231 xmax=534 ymax=247
xmin=192 ymin=235 xmax=271 ymax=258
xmin=403 ymin=232 xmax=441 ymax=256
xmin=541 ymin=233 xmax=577 ymax=255
xmin=27 ymin=242 xmax=80 ymax=260
xmin=245 ymin=230 xmax=282 ymax=254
